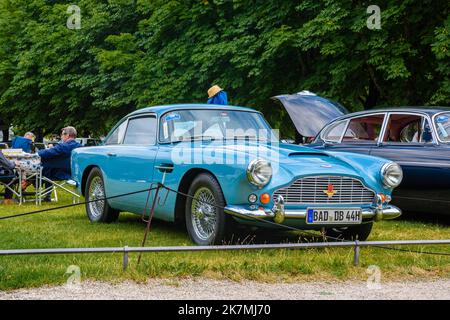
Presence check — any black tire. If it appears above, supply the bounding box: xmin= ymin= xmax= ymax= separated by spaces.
xmin=324 ymin=222 xmax=373 ymax=241
xmin=185 ymin=173 xmax=235 ymax=245
xmin=85 ymin=167 xmax=120 ymax=223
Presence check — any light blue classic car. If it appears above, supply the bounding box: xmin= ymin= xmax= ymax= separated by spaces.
xmin=71 ymin=104 xmax=403 ymax=245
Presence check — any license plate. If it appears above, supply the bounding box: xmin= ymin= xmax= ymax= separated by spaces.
xmin=306 ymin=208 xmax=362 ymax=225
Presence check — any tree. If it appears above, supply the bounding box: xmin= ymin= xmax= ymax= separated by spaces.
xmin=0 ymin=0 xmax=448 ymax=140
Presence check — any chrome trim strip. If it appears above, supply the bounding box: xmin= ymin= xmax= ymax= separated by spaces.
xmin=224 ymin=205 xmax=401 ymax=222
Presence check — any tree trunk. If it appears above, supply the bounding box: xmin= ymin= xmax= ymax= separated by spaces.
xmin=365 ymin=79 xmax=380 ymax=110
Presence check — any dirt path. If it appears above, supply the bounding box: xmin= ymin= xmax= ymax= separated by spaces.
xmin=1 ymin=278 xmax=449 ymax=300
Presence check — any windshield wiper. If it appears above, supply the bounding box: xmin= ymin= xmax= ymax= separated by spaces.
xmin=227 ymin=135 xmax=257 ymax=140
xmin=170 ymin=135 xmax=215 ymax=143
xmin=224 ymin=135 xmax=270 ymax=142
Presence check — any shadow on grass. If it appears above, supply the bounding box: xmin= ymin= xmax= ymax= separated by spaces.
xmin=397 ymin=211 xmax=450 ymax=226
xmin=117 ymin=213 xmax=322 ymax=245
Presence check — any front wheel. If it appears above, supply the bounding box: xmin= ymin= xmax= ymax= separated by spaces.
xmin=85 ymin=167 xmax=120 ymax=223
xmin=185 ymin=173 xmax=235 ymax=245
xmin=324 ymin=222 xmax=373 ymax=241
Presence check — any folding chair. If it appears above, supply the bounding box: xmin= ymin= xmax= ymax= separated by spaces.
xmin=38 ymin=167 xmax=80 ymax=205
xmin=0 ymin=169 xmax=22 ymax=204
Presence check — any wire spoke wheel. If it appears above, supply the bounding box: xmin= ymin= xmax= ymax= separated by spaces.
xmin=191 ymin=187 xmax=218 ymax=241
xmin=88 ymin=176 xmax=105 ymax=219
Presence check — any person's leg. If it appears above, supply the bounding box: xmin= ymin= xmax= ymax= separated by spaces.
xmin=4 ymin=187 xmax=13 ymax=199
xmin=2 ymin=178 xmax=15 ymax=204
xmin=40 ymin=167 xmax=54 ymax=202
xmin=43 ymin=179 xmax=53 ymax=201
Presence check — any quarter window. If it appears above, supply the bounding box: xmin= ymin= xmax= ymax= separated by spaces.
xmin=104 ymin=121 xmax=127 ymax=145
xmin=322 ymin=121 xmax=347 ymax=142
xmin=342 ymin=115 xmax=385 ymax=142
xmin=123 ymin=116 xmax=157 ymax=145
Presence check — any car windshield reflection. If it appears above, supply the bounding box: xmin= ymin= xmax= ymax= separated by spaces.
xmin=434 ymin=112 xmax=450 ymax=142
xmin=159 ymin=110 xmax=278 ymax=143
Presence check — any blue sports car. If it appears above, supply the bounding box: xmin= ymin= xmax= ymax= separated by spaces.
xmin=71 ymin=104 xmax=402 ymax=245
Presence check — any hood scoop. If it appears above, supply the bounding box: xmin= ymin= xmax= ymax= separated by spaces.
xmin=288 ymin=152 xmax=329 ymax=158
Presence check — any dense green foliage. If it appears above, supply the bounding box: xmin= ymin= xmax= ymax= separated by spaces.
xmin=0 ymin=0 xmax=448 ymax=139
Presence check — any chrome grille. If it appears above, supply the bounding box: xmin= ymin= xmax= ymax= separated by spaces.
xmin=273 ymin=176 xmax=375 ymax=205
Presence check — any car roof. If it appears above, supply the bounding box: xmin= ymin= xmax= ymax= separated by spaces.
xmin=127 ymin=104 xmax=258 ymax=117
xmin=332 ymin=106 xmax=450 ymax=121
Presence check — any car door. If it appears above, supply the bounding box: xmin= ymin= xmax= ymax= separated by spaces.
xmin=313 ymin=113 xmax=387 ymax=155
xmin=369 ymin=112 xmax=450 ymax=213
xmin=104 ymin=114 xmax=158 ymax=213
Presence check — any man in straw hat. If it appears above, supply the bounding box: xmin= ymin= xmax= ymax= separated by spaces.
xmin=207 ymin=85 xmax=228 ymax=105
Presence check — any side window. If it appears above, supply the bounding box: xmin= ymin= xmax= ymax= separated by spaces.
xmin=321 ymin=121 xmax=347 ymax=142
xmin=123 ymin=116 xmax=157 ymax=145
xmin=104 ymin=121 xmax=127 ymax=145
xmin=383 ymin=114 xmax=432 ymax=143
xmin=342 ymin=115 xmax=385 ymax=143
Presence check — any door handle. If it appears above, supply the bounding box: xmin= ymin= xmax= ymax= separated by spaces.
xmin=107 ymin=152 xmax=117 ymax=157
xmin=155 ymin=163 xmax=174 ymax=173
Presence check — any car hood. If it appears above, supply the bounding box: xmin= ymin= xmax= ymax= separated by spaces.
xmin=218 ymin=141 xmax=385 ymax=192
xmin=272 ymin=91 xmax=348 ymax=137
xmin=222 ymin=142 xmax=352 ymax=167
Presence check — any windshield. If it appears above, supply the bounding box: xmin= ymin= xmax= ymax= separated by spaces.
xmin=159 ymin=109 xmax=277 ymax=143
xmin=434 ymin=112 xmax=450 ymax=142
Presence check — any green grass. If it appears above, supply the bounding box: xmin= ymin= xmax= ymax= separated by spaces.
xmin=1 ymin=191 xmax=450 ymax=290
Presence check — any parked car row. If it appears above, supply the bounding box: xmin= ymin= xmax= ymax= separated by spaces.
xmin=72 ymin=104 xmax=405 ymax=245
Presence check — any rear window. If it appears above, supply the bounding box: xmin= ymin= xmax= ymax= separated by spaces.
xmin=435 ymin=113 xmax=450 ymax=142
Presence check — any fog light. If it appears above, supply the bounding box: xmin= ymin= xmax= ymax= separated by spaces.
xmin=260 ymin=193 xmax=271 ymax=204
xmin=248 ymin=194 xmax=257 ymax=203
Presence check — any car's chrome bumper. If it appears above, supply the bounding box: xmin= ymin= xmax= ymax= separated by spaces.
xmin=224 ymin=205 xmax=402 ymax=224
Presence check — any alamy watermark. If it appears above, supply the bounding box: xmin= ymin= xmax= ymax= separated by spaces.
xmin=67 ymin=5 xmax=81 ymax=30
xmin=367 ymin=5 xmax=381 ymax=30
xmin=168 ymin=125 xmax=281 ymax=173
xmin=366 ymin=265 xmax=382 ymax=289
xmin=65 ymin=265 xmax=82 ymax=290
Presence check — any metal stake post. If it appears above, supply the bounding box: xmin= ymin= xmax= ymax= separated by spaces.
xmin=137 ymin=184 xmax=161 ymax=265
xmin=123 ymin=246 xmax=129 ymax=271
xmin=354 ymin=240 xmax=360 ymax=266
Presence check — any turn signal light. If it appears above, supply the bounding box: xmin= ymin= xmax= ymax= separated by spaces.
xmin=260 ymin=193 xmax=271 ymax=204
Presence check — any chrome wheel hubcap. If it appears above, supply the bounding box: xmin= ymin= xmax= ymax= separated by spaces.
xmin=191 ymin=187 xmax=217 ymax=241
xmin=88 ymin=176 xmax=105 ymax=219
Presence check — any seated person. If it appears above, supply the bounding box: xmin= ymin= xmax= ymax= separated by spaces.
xmin=12 ymin=132 xmax=35 ymax=153
xmin=0 ymin=150 xmax=18 ymax=204
xmin=37 ymin=126 xmax=81 ymax=201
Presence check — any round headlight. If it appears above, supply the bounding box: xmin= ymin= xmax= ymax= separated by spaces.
xmin=381 ymin=162 xmax=403 ymax=188
xmin=247 ymin=159 xmax=272 ymax=188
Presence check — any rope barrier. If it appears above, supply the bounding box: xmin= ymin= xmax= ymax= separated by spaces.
xmin=0 ymin=186 xmax=159 ymax=220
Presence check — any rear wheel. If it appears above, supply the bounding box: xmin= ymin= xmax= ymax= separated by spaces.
xmin=185 ymin=173 xmax=235 ymax=245
xmin=85 ymin=167 xmax=120 ymax=223
xmin=324 ymin=222 xmax=373 ymax=241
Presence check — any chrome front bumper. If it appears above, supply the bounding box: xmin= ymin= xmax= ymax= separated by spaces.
xmin=224 ymin=205 xmax=402 ymax=224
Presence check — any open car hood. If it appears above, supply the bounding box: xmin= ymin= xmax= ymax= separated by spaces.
xmin=272 ymin=91 xmax=348 ymax=137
